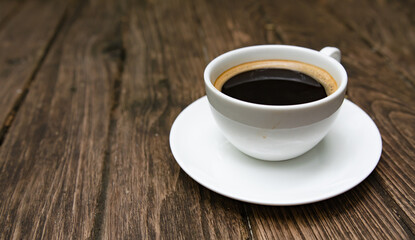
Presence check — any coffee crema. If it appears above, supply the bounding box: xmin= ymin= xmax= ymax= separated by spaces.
xmin=214 ymin=60 xmax=338 ymax=105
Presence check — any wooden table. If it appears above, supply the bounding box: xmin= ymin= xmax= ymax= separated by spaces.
xmin=0 ymin=0 xmax=414 ymax=239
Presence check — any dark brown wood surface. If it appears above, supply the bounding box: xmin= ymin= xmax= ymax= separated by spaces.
xmin=0 ymin=0 xmax=413 ymax=239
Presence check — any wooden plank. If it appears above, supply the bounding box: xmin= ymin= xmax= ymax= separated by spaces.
xmin=0 ymin=0 xmax=124 ymax=238
xmin=101 ymin=0 xmax=250 ymax=238
xmin=0 ymin=0 xmax=22 ymax=26
xmin=0 ymin=0 xmax=412 ymax=239
xmin=249 ymin=174 xmax=412 ymax=239
xmin=191 ymin=0 xmax=415 ymax=238
xmin=98 ymin=0 xmax=414 ymax=238
xmin=314 ymin=0 xmax=415 ymax=85
xmin=0 ymin=0 xmax=66 ymax=134
xmin=230 ymin=0 xmax=414 ymax=238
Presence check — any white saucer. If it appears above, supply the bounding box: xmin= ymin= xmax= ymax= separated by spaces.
xmin=169 ymin=96 xmax=382 ymax=205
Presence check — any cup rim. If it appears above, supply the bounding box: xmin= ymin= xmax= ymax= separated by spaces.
xmin=204 ymin=45 xmax=348 ymax=111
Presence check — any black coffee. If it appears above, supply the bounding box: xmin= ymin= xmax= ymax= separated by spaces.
xmin=221 ymin=68 xmax=326 ymax=105
xmin=214 ymin=60 xmax=337 ymax=106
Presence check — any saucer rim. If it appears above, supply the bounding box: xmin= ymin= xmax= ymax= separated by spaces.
xmin=169 ymin=96 xmax=382 ymax=206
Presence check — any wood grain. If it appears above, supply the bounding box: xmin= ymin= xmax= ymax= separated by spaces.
xmin=0 ymin=0 xmax=413 ymax=239
xmin=100 ymin=0 xmax=415 ymax=238
xmin=102 ymin=0 xmax=250 ymax=239
xmin=192 ymin=0 xmax=415 ymax=238
xmin=0 ymin=0 xmax=124 ymax=238
xmin=0 ymin=0 xmax=23 ymax=28
xmin=316 ymin=0 xmax=415 ymax=85
xmin=0 ymin=0 xmax=67 ymax=131
xmin=237 ymin=0 xmax=415 ymax=238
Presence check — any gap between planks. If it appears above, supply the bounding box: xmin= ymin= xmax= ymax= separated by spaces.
xmin=89 ymin=31 xmax=127 ymax=240
xmin=188 ymin=1 xmax=259 ymax=237
xmin=312 ymin=4 xmax=415 ymax=235
xmin=0 ymin=7 xmax=68 ymax=146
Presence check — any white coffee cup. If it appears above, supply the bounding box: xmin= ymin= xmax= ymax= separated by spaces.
xmin=204 ymin=45 xmax=347 ymax=161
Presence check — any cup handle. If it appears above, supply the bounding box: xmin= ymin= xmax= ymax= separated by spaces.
xmin=320 ymin=47 xmax=341 ymax=62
